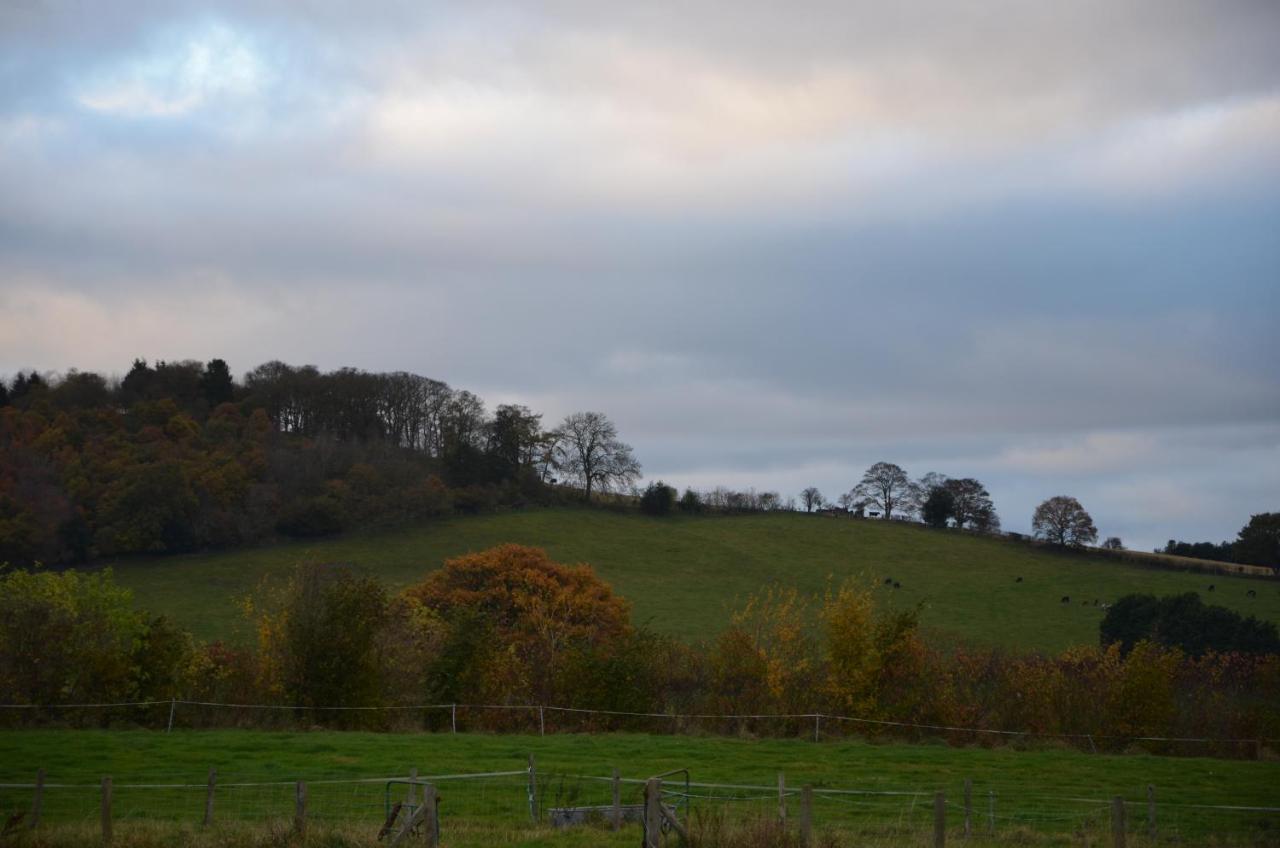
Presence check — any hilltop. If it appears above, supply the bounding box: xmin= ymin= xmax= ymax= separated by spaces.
xmin=100 ymin=509 xmax=1278 ymax=653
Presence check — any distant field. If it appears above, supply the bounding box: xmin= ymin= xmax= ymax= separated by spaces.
xmin=98 ymin=509 xmax=1279 ymax=652
xmin=1 ymin=730 xmax=1276 ymax=846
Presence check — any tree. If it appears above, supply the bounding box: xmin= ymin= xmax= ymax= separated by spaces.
xmin=853 ymin=462 xmax=914 ymax=520
xmin=801 ymin=487 xmax=824 ymax=513
xmin=1102 ymin=536 xmax=1124 ymax=550
xmin=199 ymin=358 xmax=235 ymax=407
xmin=921 ymin=486 xmax=954 ymax=528
xmin=678 ymin=488 xmax=702 ymax=514
xmin=554 ymin=412 xmax=641 ymax=502
xmin=943 ymin=478 xmax=996 ymax=530
xmin=1031 ymin=496 xmax=1098 ymax=547
xmin=1233 ymin=512 xmax=1280 ymax=569
xmin=639 ymin=481 xmax=677 ymax=516
xmin=402 ymin=544 xmax=631 ymax=702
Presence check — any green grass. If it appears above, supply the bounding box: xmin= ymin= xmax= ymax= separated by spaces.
xmin=1 ymin=731 xmax=1276 ymax=846
xmin=98 ymin=510 xmax=1279 ymax=653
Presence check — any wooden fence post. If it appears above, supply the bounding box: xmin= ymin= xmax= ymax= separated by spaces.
xmin=800 ymin=785 xmax=813 ymax=847
xmin=451 ymin=704 xmax=457 ymax=734
xmin=407 ymin=768 xmax=418 ymax=810
xmin=1111 ymin=796 xmax=1126 ymax=848
xmin=933 ymin=791 xmax=946 ymax=848
xmin=203 ymin=768 xmax=216 ymax=827
xmin=778 ymin=772 xmax=787 ymax=825
xmin=1146 ymin=784 xmax=1156 ymax=840
xmin=167 ymin=698 xmax=176 ymax=732
xmin=423 ymin=783 xmax=438 ymax=848
xmin=31 ymin=768 xmax=44 ymax=829
xmin=100 ymin=776 xmax=112 ymax=845
xmin=295 ymin=780 xmax=307 ymax=838
xmin=963 ymin=779 xmax=972 ymax=838
xmin=611 ymin=768 xmax=622 ymax=831
xmin=538 ymin=705 xmax=546 ymax=737
xmin=527 ymin=755 xmax=538 ymax=822
xmin=644 ymin=778 xmax=662 ymax=848
xmin=814 ymin=714 xmax=821 ymax=742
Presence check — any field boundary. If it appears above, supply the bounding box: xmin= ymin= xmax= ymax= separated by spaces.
xmin=2 ymin=699 xmax=1274 ymax=749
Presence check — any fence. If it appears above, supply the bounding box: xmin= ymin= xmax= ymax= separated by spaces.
xmin=1 ymin=699 xmax=1274 ymax=759
xmin=2 ymin=762 xmax=1277 ymax=847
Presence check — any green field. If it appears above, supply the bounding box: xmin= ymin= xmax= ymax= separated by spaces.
xmin=1 ymin=731 xmax=1275 ymax=846
xmin=99 ymin=510 xmax=1278 ymax=652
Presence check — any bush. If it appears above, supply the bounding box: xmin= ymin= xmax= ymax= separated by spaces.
xmin=1101 ymin=592 xmax=1280 ymax=656
xmin=640 ymin=481 xmax=677 ymax=515
xmin=0 ymin=567 xmax=147 ymax=706
xmin=276 ymin=497 xmax=343 ymax=538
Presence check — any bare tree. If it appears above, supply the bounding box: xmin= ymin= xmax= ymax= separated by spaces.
xmin=801 ymin=487 xmax=824 ymax=513
xmin=554 ymin=412 xmax=641 ymax=501
xmin=944 ymin=478 xmax=997 ymax=530
xmin=853 ymin=462 xmax=915 ymax=520
xmin=1032 ymin=496 xmax=1098 ymax=547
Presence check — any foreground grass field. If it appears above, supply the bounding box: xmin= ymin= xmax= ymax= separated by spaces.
xmin=100 ymin=509 xmax=1278 ymax=652
xmin=1 ymin=731 xmax=1276 ymax=846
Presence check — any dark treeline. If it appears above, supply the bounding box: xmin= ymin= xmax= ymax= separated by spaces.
xmin=0 ymin=358 xmax=635 ymax=566
xmin=1160 ymin=539 xmax=1238 ymax=563
xmin=1158 ymin=514 xmax=1280 ymax=570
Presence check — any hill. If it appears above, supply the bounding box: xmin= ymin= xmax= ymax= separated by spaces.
xmin=96 ymin=509 xmax=1279 ymax=653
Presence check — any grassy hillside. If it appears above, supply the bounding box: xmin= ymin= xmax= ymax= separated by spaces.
xmin=97 ymin=509 xmax=1279 ymax=653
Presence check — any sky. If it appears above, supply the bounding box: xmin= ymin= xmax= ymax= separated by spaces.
xmin=1 ymin=0 xmax=1278 ymax=551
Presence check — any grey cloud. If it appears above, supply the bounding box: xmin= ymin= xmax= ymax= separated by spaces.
xmin=1 ymin=1 xmax=1277 ymax=549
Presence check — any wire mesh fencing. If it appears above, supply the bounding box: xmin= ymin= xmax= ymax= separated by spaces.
xmin=2 ymin=766 xmax=1277 ymax=846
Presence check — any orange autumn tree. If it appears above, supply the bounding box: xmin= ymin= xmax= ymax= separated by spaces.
xmin=401 ymin=544 xmax=631 ymax=706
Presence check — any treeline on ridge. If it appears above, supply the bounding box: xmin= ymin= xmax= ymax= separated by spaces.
xmin=0 ymin=358 xmax=644 ymax=566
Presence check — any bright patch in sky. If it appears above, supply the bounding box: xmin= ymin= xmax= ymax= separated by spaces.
xmin=76 ymin=23 xmax=265 ymax=118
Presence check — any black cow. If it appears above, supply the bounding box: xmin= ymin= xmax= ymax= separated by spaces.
xmin=1060 ymin=596 xmax=1070 ymax=604
xmin=1015 ymin=576 xmax=1023 ymax=583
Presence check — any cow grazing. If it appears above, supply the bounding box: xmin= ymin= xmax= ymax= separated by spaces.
xmin=884 ymin=577 xmax=893 ymax=585
xmin=1247 ymin=589 xmax=1256 ymax=598
xmin=1208 ymin=584 xmax=1215 ymax=592
xmin=1060 ymin=596 xmax=1070 ymax=604
xmin=1015 ymin=576 xmax=1023 ymax=583
xmin=893 ymin=581 xmax=901 ymax=589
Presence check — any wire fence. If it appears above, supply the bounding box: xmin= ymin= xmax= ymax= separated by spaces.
xmin=2 ymin=764 xmax=1277 ymax=846
xmin=1 ymin=699 xmax=1273 ymax=759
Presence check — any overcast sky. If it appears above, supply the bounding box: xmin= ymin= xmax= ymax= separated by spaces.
xmin=2 ymin=1 xmax=1278 ymax=551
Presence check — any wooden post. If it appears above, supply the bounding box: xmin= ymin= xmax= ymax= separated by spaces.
xmin=800 ymin=785 xmax=813 ymax=847
xmin=778 ymin=772 xmax=787 ymax=825
xmin=100 ymin=777 xmax=112 ymax=845
xmin=423 ymin=783 xmax=438 ymax=848
xmin=611 ymin=768 xmax=622 ymax=831
xmin=539 ymin=705 xmax=545 ymax=737
xmin=295 ymin=780 xmax=308 ymax=838
xmin=203 ymin=768 xmax=216 ymax=827
xmin=31 ymin=768 xmax=44 ymax=829
xmin=1146 ymin=785 xmax=1156 ymax=840
xmin=987 ymin=790 xmax=995 ymax=835
xmin=407 ymin=768 xmax=418 ymax=810
xmin=933 ymin=791 xmax=946 ymax=848
xmin=451 ymin=704 xmax=457 ymax=734
xmin=963 ymin=779 xmax=972 ymax=838
xmin=167 ymin=698 xmax=176 ymax=732
xmin=527 ymin=755 xmax=538 ymax=822
xmin=644 ymin=778 xmax=662 ymax=848
xmin=814 ymin=714 xmax=821 ymax=742
xmin=1111 ymin=796 xmax=1126 ymax=848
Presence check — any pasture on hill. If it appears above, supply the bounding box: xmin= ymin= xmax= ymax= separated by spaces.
xmin=98 ymin=509 xmax=1279 ymax=653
